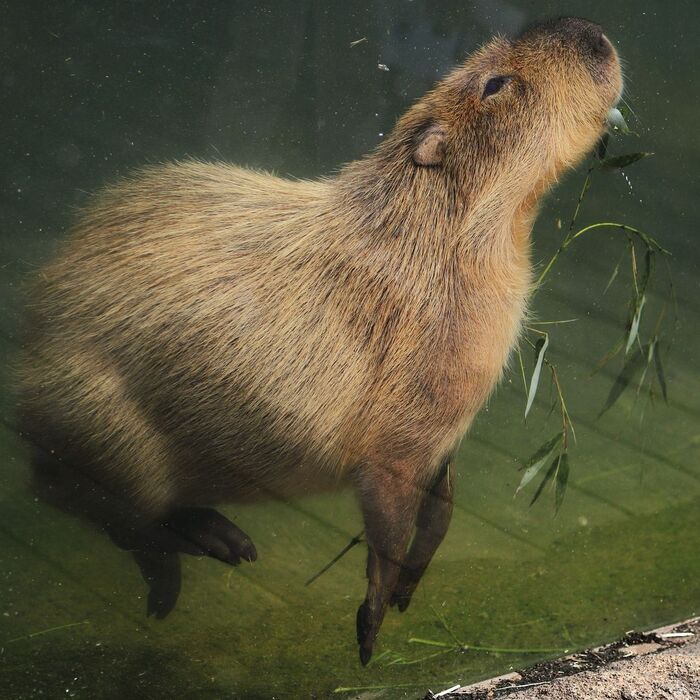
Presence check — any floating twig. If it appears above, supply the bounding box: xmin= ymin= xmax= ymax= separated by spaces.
xmin=6 ymin=620 xmax=90 ymax=644
xmin=305 ymin=530 xmax=364 ymax=586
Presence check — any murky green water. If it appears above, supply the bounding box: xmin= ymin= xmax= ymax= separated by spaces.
xmin=2 ymin=1 xmax=699 ymax=698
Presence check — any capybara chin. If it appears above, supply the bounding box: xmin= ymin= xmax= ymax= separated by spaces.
xmin=17 ymin=17 xmax=622 ymax=663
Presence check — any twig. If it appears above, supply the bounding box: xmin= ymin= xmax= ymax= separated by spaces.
xmin=6 ymin=620 xmax=90 ymax=644
xmin=408 ymin=637 xmax=569 ymax=654
xmin=496 ymin=681 xmax=550 ymax=693
xmin=305 ymin=531 xmax=364 ymax=586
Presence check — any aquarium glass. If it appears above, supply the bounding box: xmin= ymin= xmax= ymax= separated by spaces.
xmin=1 ymin=1 xmax=698 ymax=697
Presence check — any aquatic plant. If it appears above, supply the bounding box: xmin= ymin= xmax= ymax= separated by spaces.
xmin=516 ymin=111 xmax=672 ymax=510
xmin=309 ymin=109 xmax=673 ymax=589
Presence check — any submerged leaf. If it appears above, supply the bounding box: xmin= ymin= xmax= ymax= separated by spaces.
xmin=600 ymin=152 xmax=653 ymax=170
xmin=638 ymin=339 xmax=656 ymax=392
xmin=654 ymin=342 xmax=668 ymax=403
xmin=592 ymin=336 xmax=625 ymax=375
xmin=597 ymin=132 xmax=611 ymax=158
xmin=530 ymin=456 xmax=559 ymax=507
xmin=516 ymin=346 xmax=528 ymax=395
xmin=555 ymin=453 xmax=570 ymax=513
xmin=629 ymin=228 xmax=671 ymax=255
xmin=625 ymin=294 xmax=646 ymax=354
xmin=516 ymin=433 xmax=563 ymax=496
xmin=603 ymin=261 xmax=620 ymax=294
xmin=525 ymin=334 xmax=549 ymax=419
xmin=638 ymin=249 xmax=655 ymax=297
xmin=599 ymin=345 xmax=649 ymax=416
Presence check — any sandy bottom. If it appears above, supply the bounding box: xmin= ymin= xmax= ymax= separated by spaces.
xmin=445 ymin=618 xmax=700 ymax=700
xmin=496 ymin=644 xmax=700 ymax=700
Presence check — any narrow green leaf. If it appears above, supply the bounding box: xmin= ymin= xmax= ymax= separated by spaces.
xmin=599 ymin=345 xmax=649 ymax=416
xmin=518 ymin=433 xmax=563 ymax=471
xmin=592 ymin=336 xmax=624 ymax=375
xmin=525 ymin=334 xmax=549 ymax=419
xmin=638 ymin=249 xmax=655 ymax=297
xmin=555 ymin=453 xmax=570 ymax=513
xmin=654 ymin=342 xmax=668 ymax=403
xmin=600 ymin=152 xmax=653 ymax=170
xmin=625 ymin=294 xmax=646 ymax=354
xmin=516 ymin=346 xmax=528 ymax=395
xmin=603 ymin=261 xmax=620 ymax=294
xmin=530 ymin=456 xmax=558 ymax=507
xmin=516 ymin=433 xmax=563 ymax=496
xmin=638 ymin=339 xmax=656 ymax=393
xmin=631 ymin=228 xmax=671 ymax=255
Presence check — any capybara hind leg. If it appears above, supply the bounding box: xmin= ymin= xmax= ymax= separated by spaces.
xmin=391 ymin=458 xmax=453 ymax=612
xmin=355 ymin=463 xmax=421 ymax=665
xmin=132 ymin=550 xmax=182 ymax=619
xmin=163 ymin=507 xmax=257 ymax=566
xmin=28 ymin=444 xmax=186 ymax=618
xmin=29 ymin=444 xmax=162 ymax=541
xmin=107 ymin=523 xmax=199 ymax=620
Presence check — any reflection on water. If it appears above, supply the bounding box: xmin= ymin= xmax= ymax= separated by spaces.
xmin=1 ymin=1 xmax=699 ymax=697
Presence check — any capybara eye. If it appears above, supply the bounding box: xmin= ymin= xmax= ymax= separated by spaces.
xmin=482 ymin=76 xmax=509 ymax=99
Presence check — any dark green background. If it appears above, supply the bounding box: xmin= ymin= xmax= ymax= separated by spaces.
xmin=1 ymin=1 xmax=698 ymax=698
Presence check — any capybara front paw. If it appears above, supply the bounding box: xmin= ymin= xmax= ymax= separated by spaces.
xmin=390 ymin=568 xmax=420 ymax=612
xmin=356 ymin=600 xmax=379 ymax=665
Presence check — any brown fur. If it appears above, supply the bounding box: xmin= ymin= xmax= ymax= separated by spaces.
xmin=17 ymin=18 xmax=622 ymax=663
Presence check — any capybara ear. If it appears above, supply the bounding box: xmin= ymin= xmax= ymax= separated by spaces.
xmin=413 ymin=123 xmax=446 ymax=166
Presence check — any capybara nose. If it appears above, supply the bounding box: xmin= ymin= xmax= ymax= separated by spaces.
xmin=518 ymin=17 xmax=613 ymax=60
xmin=573 ymin=19 xmax=613 ymax=59
xmin=550 ymin=16 xmax=602 ymax=36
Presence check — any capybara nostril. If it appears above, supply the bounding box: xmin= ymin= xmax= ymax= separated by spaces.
xmin=592 ymin=31 xmax=614 ymax=59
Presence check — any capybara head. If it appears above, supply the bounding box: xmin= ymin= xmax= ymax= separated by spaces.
xmin=381 ymin=17 xmax=622 ymax=207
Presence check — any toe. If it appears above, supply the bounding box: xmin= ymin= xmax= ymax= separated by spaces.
xmin=238 ymin=538 xmax=257 ymax=563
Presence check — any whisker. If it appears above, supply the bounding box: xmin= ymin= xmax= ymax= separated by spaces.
xmin=619 ymin=95 xmax=641 ymax=124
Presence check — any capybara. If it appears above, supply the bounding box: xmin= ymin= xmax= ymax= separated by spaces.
xmin=17 ymin=17 xmax=622 ymax=663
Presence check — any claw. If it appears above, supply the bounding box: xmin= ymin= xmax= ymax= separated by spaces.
xmin=165 ymin=507 xmax=257 ymax=567
xmin=238 ymin=538 xmax=257 ymax=563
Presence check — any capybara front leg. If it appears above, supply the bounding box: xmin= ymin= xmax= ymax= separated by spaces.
xmin=391 ymin=458 xmax=453 ymax=612
xmin=356 ymin=463 xmax=421 ymax=665
xmin=112 ymin=507 xmax=257 ymax=619
xmin=164 ymin=507 xmax=258 ymax=566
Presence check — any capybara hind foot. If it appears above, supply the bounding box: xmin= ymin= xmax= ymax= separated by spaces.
xmin=164 ymin=507 xmax=258 ymax=566
xmin=133 ymin=550 xmax=181 ymax=619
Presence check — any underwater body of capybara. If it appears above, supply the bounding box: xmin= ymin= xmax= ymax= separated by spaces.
xmin=17 ymin=17 xmax=622 ymax=664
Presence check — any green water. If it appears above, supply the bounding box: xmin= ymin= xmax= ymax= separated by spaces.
xmin=2 ymin=1 xmax=699 ymax=698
